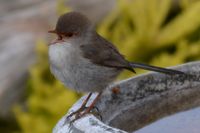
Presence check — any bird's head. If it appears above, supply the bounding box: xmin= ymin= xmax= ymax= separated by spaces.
xmin=48 ymin=12 xmax=93 ymax=46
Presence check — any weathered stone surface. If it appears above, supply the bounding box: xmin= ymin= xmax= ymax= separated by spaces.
xmin=54 ymin=61 xmax=200 ymax=133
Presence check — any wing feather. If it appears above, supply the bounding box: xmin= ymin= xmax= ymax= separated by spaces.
xmin=80 ymin=32 xmax=135 ymax=72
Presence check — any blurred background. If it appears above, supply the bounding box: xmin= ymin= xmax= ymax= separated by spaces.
xmin=0 ymin=0 xmax=200 ymax=133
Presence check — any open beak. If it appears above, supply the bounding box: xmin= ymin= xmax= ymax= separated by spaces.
xmin=48 ymin=30 xmax=57 ymax=34
xmin=48 ymin=30 xmax=65 ymax=45
xmin=49 ymin=39 xmax=65 ymax=45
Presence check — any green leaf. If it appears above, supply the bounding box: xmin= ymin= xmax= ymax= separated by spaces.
xmin=157 ymin=1 xmax=200 ymax=45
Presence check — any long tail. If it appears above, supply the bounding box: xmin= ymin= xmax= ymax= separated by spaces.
xmin=130 ymin=62 xmax=185 ymax=75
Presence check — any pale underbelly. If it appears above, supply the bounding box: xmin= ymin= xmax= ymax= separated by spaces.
xmin=50 ymin=59 xmax=121 ymax=92
xmin=49 ymin=43 xmax=121 ymax=92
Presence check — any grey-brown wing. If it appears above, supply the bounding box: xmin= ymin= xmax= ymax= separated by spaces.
xmin=80 ymin=32 xmax=135 ymax=72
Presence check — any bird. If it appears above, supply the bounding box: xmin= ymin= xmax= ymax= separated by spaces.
xmin=48 ymin=11 xmax=184 ymax=121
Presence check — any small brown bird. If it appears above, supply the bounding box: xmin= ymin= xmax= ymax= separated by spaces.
xmin=48 ymin=11 xmax=184 ymax=120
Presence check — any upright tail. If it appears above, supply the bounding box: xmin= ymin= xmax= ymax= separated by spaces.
xmin=130 ymin=62 xmax=185 ymax=75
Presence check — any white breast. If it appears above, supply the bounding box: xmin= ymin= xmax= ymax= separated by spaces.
xmin=48 ymin=43 xmax=76 ymax=84
xmin=49 ymin=43 xmax=73 ymax=68
xmin=48 ymin=42 xmax=120 ymax=93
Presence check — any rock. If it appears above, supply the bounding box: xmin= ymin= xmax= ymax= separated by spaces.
xmin=53 ymin=61 xmax=200 ymax=133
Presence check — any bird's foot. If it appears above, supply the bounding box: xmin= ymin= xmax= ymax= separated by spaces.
xmin=69 ymin=106 xmax=102 ymax=123
xmin=65 ymin=92 xmax=102 ymax=124
xmin=67 ymin=106 xmax=87 ymax=120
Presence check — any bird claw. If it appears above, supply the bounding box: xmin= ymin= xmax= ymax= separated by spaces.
xmin=65 ymin=92 xmax=103 ymax=124
xmin=89 ymin=106 xmax=102 ymax=120
xmin=66 ymin=106 xmax=102 ymax=124
xmin=67 ymin=106 xmax=87 ymax=119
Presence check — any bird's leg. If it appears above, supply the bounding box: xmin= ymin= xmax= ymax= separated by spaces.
xmin=82 ymin=92 xmax=102 ymax=115
xmin=67 ymin=92 xmax=92 ymax=119
xmin=72 ymin=92 xmax=102 ymax=122
xmin=90 ymin=106 xmax=103 ymax=120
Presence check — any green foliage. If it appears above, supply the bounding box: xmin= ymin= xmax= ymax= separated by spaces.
xmin=98 ymin=0 xmax=200 ymax=78
xmin=14 ymin=40 xmax=79 ymax=133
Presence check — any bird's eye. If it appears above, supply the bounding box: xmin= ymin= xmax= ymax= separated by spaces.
xmin=65 ymin=33 xmax=74 ymax=38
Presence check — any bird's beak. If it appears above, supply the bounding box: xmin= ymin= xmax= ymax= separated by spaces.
xmin=48 ymin=30 xmax=57 ymax=34
xmin=48 ymin=30 xmax=65 ymax=45
xmin=49 ymin=39 xmax=65 ymax=45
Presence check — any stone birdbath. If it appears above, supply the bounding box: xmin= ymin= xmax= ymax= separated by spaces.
xmin=53 ymin=61 xmax=200 ymax=133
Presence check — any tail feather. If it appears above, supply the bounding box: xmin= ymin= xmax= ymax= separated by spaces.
xmin=130 ymin=62 xmax=185 ymax=75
